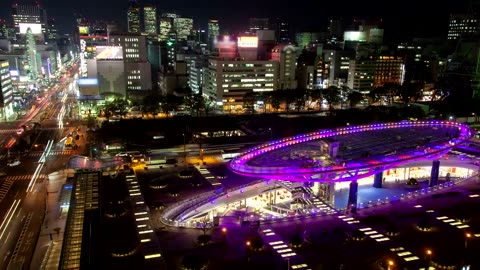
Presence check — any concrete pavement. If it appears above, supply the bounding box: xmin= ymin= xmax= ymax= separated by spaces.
xmin=29 ymin=169 xmax=73 ymax=270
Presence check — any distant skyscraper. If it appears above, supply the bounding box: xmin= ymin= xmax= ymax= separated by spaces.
xmin=328 ymin=17 xmax=344 ymax=39
xmin=249 ymin=18 xmax=270 ymax=33
xmin=208 ymin=19 xmax=219 ymax=49
xmin=127 ymin=0 xmax=141 ymax=33
xmin=174 ymin=17 xmax=193 ymax=41
xmin=11 ymin=1 xmax=47 ymax=41
xmin=47 ymin=18 xmax=57 ymax=41
xmin=166 ymin=30 xmax=177 ymax=68
xmin=275 ymin=18 xmax=290 ymax=43
xmin=143 ymin=6 xmax=157 ymax=35
xmin=0 ymin=19 xmax=7 ymax=38
xmin=448 ymin=14 xmax=479 ymax=40
xmin=159 ymin=13 xmax=177 ymax=41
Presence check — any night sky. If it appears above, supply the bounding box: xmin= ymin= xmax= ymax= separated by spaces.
xmin=0 ymin=0 xmax=473 ymax=41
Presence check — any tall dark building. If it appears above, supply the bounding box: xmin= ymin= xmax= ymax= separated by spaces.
xmin=275 ymin=18 xmax=290 ymax=43
xmin=47 ymin=18 xmax=57 ymax=41
xmin=328 ymin=17 xmax=344 ymax=39
xmin=127 ymin=0 xmax=141 ymax=33
xmin=11 ymin=0 xmax=48 ymax=41
xmin=249 ymin=18 xmax=270 ymax=33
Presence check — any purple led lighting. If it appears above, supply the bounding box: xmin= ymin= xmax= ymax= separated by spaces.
xmin=227 ymin=121 xmax=474 ymax=182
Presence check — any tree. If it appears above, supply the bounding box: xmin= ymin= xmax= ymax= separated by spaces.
xmin=198 ymin=218 xmax=212 ymax=235
xmin=293 ymin=89 xmax=307 ymax=112
xmin=399 ymin=82 xmax=422 ymax=103
xmin=306 ymin=88 xmax=322 ymax=110
xmin=347 ymin=91 xmax=364 ymax=108
xmin=243 ymin=91 xmax=256 ymax=113
xmin=323 ymin=86 xmax=341 ymax=110
xmin=142 ymin=94 xmax=162 ymax=117
xmin=184 ymin=92 xmax=205 ymax=116
xmin=160 ymin=94 xmax=182 ymax=116
xmin=269 ymin=91 xmax=282 ymax=112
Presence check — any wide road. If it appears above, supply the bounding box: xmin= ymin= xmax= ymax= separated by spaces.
xmin=0 ymin=62 xmax=79 ymax=270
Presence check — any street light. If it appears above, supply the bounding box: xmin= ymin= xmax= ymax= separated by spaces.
xmin=182 ymin=133 xmax=186 ymax=166
xmin=387 ymin=260 xmax=394 ymax=270
xmin=465 ymin=232 xmax=472 ymax=249
xmin=426 ymin=249 xmax=432 ymax=268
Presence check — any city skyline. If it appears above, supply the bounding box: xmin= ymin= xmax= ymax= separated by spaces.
xmin=0 ymin=0 xmax=475 ymax=40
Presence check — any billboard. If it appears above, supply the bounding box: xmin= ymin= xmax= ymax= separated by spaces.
xmin=95 ymin=46 xmax=123 ymax=60
xmin=344 ymin=31 xmax=367 ymax=42
xmin=78 ymin=26 xmax=89 ymax=35
xmin=78 ymin=78 xmax=99 ymax=96
xmin=215 ymin=35 xmax=236 ymax=49
xmin=19 ymin=23 xmax=42 ymax=34
xmin=238 ymin=36 xmax=258 ymax=48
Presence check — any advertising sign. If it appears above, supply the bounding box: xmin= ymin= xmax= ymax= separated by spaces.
xmin=95 ymin=46 xmax=123 ymax=60
xmin=19 ymin=23 xmax=42 ymax=34
xmin=237 ymin=36 xmax=258 ymax=48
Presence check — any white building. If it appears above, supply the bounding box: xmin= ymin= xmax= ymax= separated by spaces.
xmin=174 ymin=17 xmax=193 ymax=41
xmin=205 ymin=58 xmax=278 ymax=110
xmin=271 ymin=44 xmax=297 ymax=89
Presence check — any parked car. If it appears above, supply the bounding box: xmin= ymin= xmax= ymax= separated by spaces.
xmin=7 ymin=160 xmax=21 ymax=167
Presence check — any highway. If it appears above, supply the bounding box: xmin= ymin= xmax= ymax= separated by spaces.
xmin=0 ymin=61 xmax=79 ymax=270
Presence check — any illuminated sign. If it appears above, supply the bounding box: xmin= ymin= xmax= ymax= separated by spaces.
xmin=9 ymin=70 xmax=19 ymax=77
xmin=19 ymin=23 xmax=42 ymax=34
xmin=237 ymin=36 xmax=258 ymax=48
xmin=1 ymin=62 xmax=8 ymax=68
xmin=80 ymin=39 xmax=87 ymax=76
xmin=215 ymin=35 xmax=236 ymax=49
xmin=78 ymin=26 xmax=89 ymax=35
xmin=344 ymin=31 xmax=367 ymax=42
xmin=95 ymin=46 xmax=123 ymax=60
xmin=78 ymin=78 xmax=98 ymax=86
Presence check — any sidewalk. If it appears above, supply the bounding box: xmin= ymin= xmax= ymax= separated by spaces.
xmin=30 ymin=169 xmax=73 ymax=270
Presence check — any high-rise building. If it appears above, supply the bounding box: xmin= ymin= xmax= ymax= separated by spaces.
xmin=327 ymin=17 xmax=344 ymax=39
xmin=109 ymin=33 xmax=152 ymax=92
xmin=347 ymin=58 xmax=376 ymax=92
xmin=208 ymin=19 xmax=220 ymax=48
xmin=271 ymin=45 xmax=297 ymax=89
xmin=12 ymin=1 xmax=47 ymax=41
xmin=295 ymin=32 xmax=320 ymax=49
xmin=46 ymin=18 xmax=57 ymax=41
xmin=0 ymin=60 xmax=14 ymax=121
xmin=205 ymin=58 xmax=278 ymax=110
xmin=174 ymin=17 xmax=193 ymax=41
xmin=0 ymin=19 xmax=8 ymax=39
xmin=275 ymin=18 xmax=290 ymax=43
xmin=159 ymin=17 xmax=173 ymax=41
xmin=448 ymin=14 xmax=479 ymax=40
xmin=143 ymin=6 xmax=157 ymax=35
xmin=127 ymin=0 xmax=141 ymax=33
xmin=249 ymin=18 xmax=270 ymax=33
xmin=374 ymin=55 xmax=405 ymax=87
xmin=166 ymin=31 xmax=177 ymax=68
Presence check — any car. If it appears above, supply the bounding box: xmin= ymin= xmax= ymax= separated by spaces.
xmin=7 ymin=160 xmax=21 ymax=167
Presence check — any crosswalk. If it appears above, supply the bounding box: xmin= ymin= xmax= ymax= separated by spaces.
xmin=0 ymin=127 xmax=67 ymax=134
xmin=0 ymin=150 xmax=73 ymax=159
xmin=0 ymin=178 xmax=15 ymax=203
xmin=28 ymin=150 xmax=73 ymax=157
xmin=0 ymin=175 xmax=46 ymax=202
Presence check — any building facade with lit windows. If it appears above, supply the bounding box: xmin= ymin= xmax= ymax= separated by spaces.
xmin=173 ymin=17 xmax=193 ymax=41
xmin=323 ymin=49 xmax=355 ymax=86
xmin=12 ymin=1 xmax=48 ymax=41
xmin=143 ymin=6 xmax=157 ymax=35
xmin=159 ymin=16 xmax=174 ymax=41
xmin=347 ymin=58 xmax=376 ymax=92
xmin=271 ymin=44 xmax=297 ymax=89
xmin=127 ymin=0 xmax=141 ymax=33
xmin=205 ymin=58 xmax=278 ymax=110
xmin=374 ymin=55 xmax=405 ymax=87
xmin=447 ymin=14 xmax=479 ymax=40
xmin=109 ymin=33 xmax=152 ymax=92
xmin=0 ymin=60 xmax=14 ymax=121
xmin=208 ymin=19 xmax=220 ymax=49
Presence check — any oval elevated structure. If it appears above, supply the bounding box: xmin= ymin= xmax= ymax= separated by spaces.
xmin=228 ymin=121 xmax=474 ymax=182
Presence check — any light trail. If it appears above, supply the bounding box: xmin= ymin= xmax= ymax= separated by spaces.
xmin=27 ymin=140 xmax=54 ymax=192
xmin=0 ymin=199 xmax=21 ymax=240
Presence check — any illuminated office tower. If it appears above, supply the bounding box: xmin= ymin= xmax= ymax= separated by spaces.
xmin=208 ymin=20 xmax=220 ymax=48
xmin=0 ymin=60 xmax=14 ymax=121
xmin=174 ymin=17 xmax=193 ymax=41
xmin=11 ymin=1 xmax=47 ymax=41
xmin=143 ymin=6 xmax=157 ymax=35
xmin=159 ymin=13 xmax=177 ymax=41
xmin=448 ymin=14 xmax=479 ymax=40
xmin=275 ymin=18 xmax=290 ymax=43
xmin=127 ymin=0 xmax=141 ymax=33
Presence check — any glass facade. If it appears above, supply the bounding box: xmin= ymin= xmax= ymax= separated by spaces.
xmin=143 ymin=6 xmax=157 ymax=35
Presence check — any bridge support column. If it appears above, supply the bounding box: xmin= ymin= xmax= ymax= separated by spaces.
xmin=373 ymin=171 xmax=383 ymax=188
xmin=429 ymin=160 xmax=440 ymax=187
xmin=347 ymin=180 xmax=358 ymax=213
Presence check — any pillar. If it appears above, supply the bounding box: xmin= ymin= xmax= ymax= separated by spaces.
xmin=347 ymin=180 xmax=358 ymax=211
xmin=373 ymin=171 xmax=383 ymax=188
xmin=429 ymin=160 xmax=440 ymax=187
